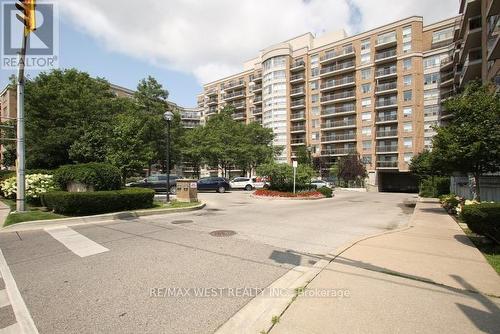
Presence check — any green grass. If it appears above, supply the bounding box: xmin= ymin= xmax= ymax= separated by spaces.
xmin=152 ymin=200 xmax=201 ymax=209
xmin=4 ymin=211 xmax=67 ymax=227
xmin=464 ymin=229 xmax=500 ymax=275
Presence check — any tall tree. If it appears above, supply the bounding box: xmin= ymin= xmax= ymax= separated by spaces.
xmin=337 ymin=154 xmax=367 ymax=186
xmin=294 ymin=146 xmax=312 ymax=166
xmin=432 ymin=82 xmax=500 ymax=200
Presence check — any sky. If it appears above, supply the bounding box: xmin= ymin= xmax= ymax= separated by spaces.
xmin=1 ymin=0 xmax=459 ymax=107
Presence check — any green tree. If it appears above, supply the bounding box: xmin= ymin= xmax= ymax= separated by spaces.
xmin=432 ymin=82 xmax=500 ymax=200
xmin=23 ymin=69 xmax=119 ymax=168
xmin=295 ymin=146 xmax=312 ymax=166
xmin=336 ymin=154 xmax=367 ymax=187
xmin=409 ymin=150 xmax=437 ymax=181
xmin=256 ymin=162 xmax=315 ymax=192
xmin=234 ymin=121 xmax=275 ymax=174
xmin=181 ymin=126 xmax=205 ymax=178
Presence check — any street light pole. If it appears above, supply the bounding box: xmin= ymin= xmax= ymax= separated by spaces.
xmin=163 ymin=111 xmax=174 ymax=203
xmin=16 ymin=29 xmax=28 ymax=212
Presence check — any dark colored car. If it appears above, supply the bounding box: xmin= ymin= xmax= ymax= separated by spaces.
xmin=197 ymin=177 xmax=231 ymax=193
xmin=126 ymin=175 xmax=179 ymax=194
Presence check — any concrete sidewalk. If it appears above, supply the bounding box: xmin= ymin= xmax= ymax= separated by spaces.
xmin=271 ymin=199 xmax=500 ymax=334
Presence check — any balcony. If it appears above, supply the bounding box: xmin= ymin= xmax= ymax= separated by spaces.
xmin=459 ymin=49 xmax=482 ymax=86
xmin=320 ymin=76 xmax=355 ymax=92
xmin=375 ymin=33 xmax=397 ymax=50
xmin=290 ymin=99 xmax=306 ymax=109
xmin=206 ymin=107 xmax=217 ymax=115
xmin=319 ymin=60 xmax=355 ymax=77
xmin=223 ymin=90 xmax=245 ymax=101
xmin=251 ymin=84 xmax=262 ymax=93
xmin=375 ymin=97 xmax=398 ymax=109
xmin=376 ymin=129 xmax=398 ymax=138
xmin=290 ymin=60 xmax=305 ymax=72
xmin=290 ymin=138 xmax=306 ymax=146
xmin=253 ymin=95 xmax=263 ymax=105
xmin=320 ymin=45 xmax=355 ymax=64
xmin=224 ymin=80 xmax=245 ymax=90
xmin=290 ymin=124 xmax=306 ymax=133
xmin=376 ymin=161 xmax=399 ymax=168
xmin=375 ymin=114 xmax=398 ymax=124
xmin=440 ymin=55 xmax=454 ymax=72
xmin=440 ymin=89 xmax=455 ymax=101
xmin=321 ymin=147 xmax=357 ymax=156
xmin=321 ymin=104 xmax=356 ymax=117
xmin=376 ymin=145 xmax=398 ymax=154
xmin=251 ymin=72 xmax=262 ymax=82
xmin=290 ymin=86 xmax=306 ymax=97
xmin=290 ymin=111 xmax=306 ymax=121
xmin=374 ymin=49 xmax=397 ymax=63
xmin=251 ymin=107 xmax=262 ymax=115
xmin=207 ymin=98 xmax=218 ymax=106
xmin=206 ymin=89 xmax=217 ymax=97
xmin=375 ymin=81 xmax=397 ymax=95
xmin=231 ymin=101 xmax=246 ymax=110
xmin=460 ymin=16 xmax=483 ymax=63
xmin=440 ymin=71 xmax=455 ymax=87
xmin=290 ymin=73 xmax=306 ymax=84
xmin=321 ymin=133 xmax=356 ymax=143
xmin=322 ymin=119 xmax=356 ymax=130
xmin=320 ymin=90 xmax=356 ymax=104
xmin=487 ymin=15 xmax=500 ymax=61
xmin=233 ymin=112 xmax=246 ymax=120
xmin=375 ymin=66 xmax=397 ymax=79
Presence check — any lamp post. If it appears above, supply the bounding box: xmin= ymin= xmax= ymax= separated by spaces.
xmin=163 ymin=111 xmax=174 ymax=203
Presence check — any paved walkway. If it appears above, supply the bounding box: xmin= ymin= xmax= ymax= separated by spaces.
xmin=271 ymin=199 xmax=500 ymax=334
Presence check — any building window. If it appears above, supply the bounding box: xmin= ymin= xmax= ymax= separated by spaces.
xmin=361 ymin=83 xmax=371 ymax=94
xmin=424 ymin=105 xmax=438 ymax=117
xmin=312 ymin=107 xmax=320 ymax=116
xmin=311 ymin=67 xmax=319 ymax=77
xmin=403 ymin=75 xmax=412 ymax=86
xmin=363 ymin=140 xmax=372 ymax=150
xmin=403 ymin=42 xmax=411 ymax=53
xmin=403 ymin=122 xmax=412 ymax=132
xmin=403 ymin=107 xmax=412 ymax=117
xmin=402 ymin=26 xmax=412 ymax=42
xmin=362 ymin=111 xmax=372 ymax=122
xmin=311 ymin=94 xmax=319 ymax=103
xmin=403 ymin=90 xmax=412 ymax=102
xmin=361 ymin=53 xmax=371 ymax=64
xmin=310 ymin=81 xmax=318 ymax=90
xmin=311 ymin=132 xmax=319 ymax=140
xmin=312 ymin=119 xmax=319 ymax=128
xmin=311 ymin=54 xmax=319 ymax=67
xmin=361 ymin=68 xmax=371 ymax=80
xmin=362 ymin=126 xmax=372 ymax=136
xmin=404 ymin=152 xmax=414 ymax=162
xmin=424 ymin=72 xmax=440 ymax=85
xmin=362 ymin=154 xmax=372 ymax=165
xmin=361 ymin=38 xmax=370 ymax=53
xmin=403 ymin=58 xmax=412 ymax=71
xmin=361 ymin=98 xmax=372 ymax=109
xmin=432 ymin=27 xmax=454 ymax=44
xmin=424 ymin=89 xmax=439 ymax=100
xmin=377 ymin=31 xmax=396 ymax=45
xmin=424 ymin=55 xmax=440 ymax=69
xmin=403 ymin=137 xmax=413 ymax=148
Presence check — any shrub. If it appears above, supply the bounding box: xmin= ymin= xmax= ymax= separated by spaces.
xmin=460 ymin=203 xmax=500 ymax=243
xmin=256 ymin=163 xmax=316 ymax=192
xmin=0 ymin=174 xmax=56 ymax=204
xmin=439 ymin=193 xmax=462 ymax=214
xmin=53 ymin=163 xmax=122 ymax=191
xmin=0 ymin=170 xmax=15 ymax=182
xmin=254 ymin=189 xmax=323 ymax=198
xmin=41 ymin=188 xmax=155 ymax=215
xmin=317 ymin=186 xmax=333 ymax=198
xmin=419 ymin=176 xmax=450 ymax=197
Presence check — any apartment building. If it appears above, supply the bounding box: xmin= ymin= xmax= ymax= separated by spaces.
xmin=199 ymin=16 xmax=459 ymax=191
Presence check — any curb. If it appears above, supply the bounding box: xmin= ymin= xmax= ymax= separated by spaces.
xmin=249 ymin=194 xmax=329 ymax=201
xmin=0 ymin=203 xmax=206 ymax=232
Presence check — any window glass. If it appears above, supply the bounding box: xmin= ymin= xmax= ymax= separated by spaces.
xmin=403 ymin=122 xmax=413 ymax=132
xmin=403 ymin=137 xmax=413 ymax=148
xmin=312 ymin=107 xmax=320 ymax=116
xmin=403 ymin=90 xmax=412 ymax=101
xmin=403 ymin=107 xmax=412 ymax=117
xmin=362 ymin=127 xmax=372 ymax=136
xmin=403 ymin=42 xmax=411 ymax=53
xmin=403 ymin=75 xmax=412 ymax=86
xmin=362 ymin=140 xmax=372 ymax=150
xmin=404 ymin=152 xmax=414 ymax=162
xmin=361 ymin=68 xmax=371 ymax=80
xmin=362 ymin=111 xmax=372 ymax=121
xmin=361 ymin=38 xmax=371 ymax=53
xmin=403 ymin=58 xmax=412 ymax=70
xmin=361 ymin=53 xmax=371 ymax=64
xmin=362 ymin=98 xmax=372 ymax=108
xmin=424 ymin=72 xmax=440 ymax=85
xmin=361 ymin=83 xmax=371 ymax=94
xmin=362 ymin=155 xmax=372 ymax=164
xmin=432 ymin=27 xmax=454 ymax=44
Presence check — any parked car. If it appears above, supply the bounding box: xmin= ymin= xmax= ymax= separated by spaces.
xmin=229 ymin=177 xmax=268 ymax=191
xmin=197 ymin=177 xmax=231 ymax=193
xmin=126 ymin=175 xmax=179 ymax=194
xmin=310 ymin=179 xmax=334 ymax=189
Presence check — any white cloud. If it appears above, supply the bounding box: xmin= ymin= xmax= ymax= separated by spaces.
xmin=57 ymin=0 xmax=458 ymax=84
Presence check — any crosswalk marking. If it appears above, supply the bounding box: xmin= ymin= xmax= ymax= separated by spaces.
xmin=45 ymin=226 xmax=109 ymax=258
xmin=0 ymin=323 xmax=22 ymax=334
xmin=0 ymin=290 xmax=10 ymax=308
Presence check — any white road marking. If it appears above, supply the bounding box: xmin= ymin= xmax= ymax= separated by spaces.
xmin=44 ymin=226 xmax=109 ymax=258
xmin=0 ymin=289 xmax=10 ymax=308
xmin=0 ymin=249 xmax=39 ymax=334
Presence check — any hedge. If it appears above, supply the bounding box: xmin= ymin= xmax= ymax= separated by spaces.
xmin=460 ymin=203 xmax=500 ymax=243
xmin=41 ymin=188 xmax=155 ymax=215
xmin=317 ymin=186 xmax=333 ymax=198
xmin=53 ymin=163 xmax=122 ymax=191
xmin=419 ymin=176 xmax=450 ymax=198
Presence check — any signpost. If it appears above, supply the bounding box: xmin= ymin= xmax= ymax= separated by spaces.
xmin=292 ymin=160 xmax=298 ymax=194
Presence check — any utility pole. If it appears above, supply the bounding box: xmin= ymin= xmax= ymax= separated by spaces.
xmin=163 ymin=111 xmax=174 ymax=203
xmin=14 ymin=0 xmax=36 ymax=212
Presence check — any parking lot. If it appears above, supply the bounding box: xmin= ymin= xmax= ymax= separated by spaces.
xmin=0 ymin=190 xmax=414 ymax=333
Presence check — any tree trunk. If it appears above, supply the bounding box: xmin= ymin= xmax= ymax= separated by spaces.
xmin=474 ymin=173 xmax=481 ymax=202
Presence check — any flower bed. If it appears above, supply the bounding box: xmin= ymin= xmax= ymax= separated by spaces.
xmin=254 ymin=189 xmax=324 ymax=199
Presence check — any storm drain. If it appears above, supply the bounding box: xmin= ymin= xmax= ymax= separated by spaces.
xmin=171 ymin=220 xmax=194 ymax=225
xmin=209 ymin=230 xmax=236 ymax=237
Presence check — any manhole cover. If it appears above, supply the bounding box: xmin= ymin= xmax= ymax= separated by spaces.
xmin=171 ymin=220 xmax=194 ymax=224
xmin=209 ymin=230 xmax=236 ymax=237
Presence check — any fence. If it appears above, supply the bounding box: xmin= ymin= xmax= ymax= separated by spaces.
xmin=450 ymin=175 xmax=500 ymax=202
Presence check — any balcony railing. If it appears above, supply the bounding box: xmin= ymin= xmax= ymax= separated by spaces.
xmin=322 ymin=133 xmax=356 ymax=142
xmin=232 ymin=102 xmax=246 ymax=109
xmin=320 ymin=90 xmax=355 ymax=103
xmin=320 ymin=76 xmax=355 ymax=90
xmin=376 ymin=98 xmax=397 ymax=108
xmin=321 ymin=148 xmax=357 ymax=155
xmin=206 ymin=107 xmax=217 ymax=115
xmin=291 ymin=111 xmax=305 ymax=120
xmin=322 ymin=104 xmax=356 ymax=116
xmin=290 ymin=73 xmax=306 ymax=82
xmin=376 ymin=145 xmax=398 ymax=153
xmin=376 ymin=114 xmax=398 ymax=122
xmin=377 ymin=161 xmax=398 ymax=168
xmin=375 ymin=66 xmax=397 ymax=77
xmin=376 ymin=34 xmax=397 ymax=46
xmin=224 ymin=80 xmax=245 ymax=90
xmin=290 ymin=125 xmax=306 ymax=132
xmin=291 ymin=60 xmax=305 ymax=69
xmin=375 ymin=81 xmax=397 ymax=92
xmin=253 ymin=96 xmax=262 ymax=103
xmin=375 ymin=49 xmax=397 ymax=61
xmin=291 ymin=138 xmax=306 ymax=144
xmin=376 ymin=129 xmax=398 ymax=137
xmin=320 ymin=60 xmax=355 ymax=75
xmin=250 ymin=72 xmax=262 ymax=82
xmin=323 ymin=119 xmax=356 ymax=129
xmin=290 ymin=87 xmax=305 ymax=95
xmin=233 ymin=112 xmax=246 ymax=119
xmin=224 ymin=91 xmax=245 ymax=100
xmin=251 ymin=107 xmax=262 ymax=115
xmin=320 ymin=45 xmax=354 ymax=62
xmin=251 ymin=84 xmax=262 ymax=91
xmin=290 ymin=99 xmax=306 ymax=107
xmin=207 ymin=98 xmax=218 ymax=104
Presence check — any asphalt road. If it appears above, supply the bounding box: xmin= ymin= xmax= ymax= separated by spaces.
xmin=0 ymin=190 xmax=414 ymax=333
